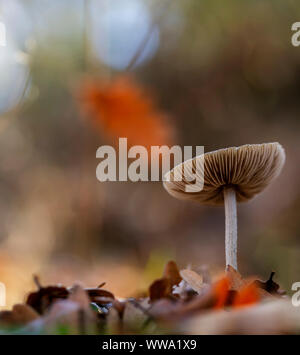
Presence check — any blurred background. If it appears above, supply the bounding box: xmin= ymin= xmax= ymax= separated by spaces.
xmin=0 ymin=0 xmax=300 ymax=308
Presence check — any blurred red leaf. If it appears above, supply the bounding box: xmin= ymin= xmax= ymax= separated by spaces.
xmin=213 ymin=277 xmax=230 ymax=309
xmin=78 ymin=76 xmax=174 ymax=151
xmin=213 ymin=274 xmax=260 ymax=309
xmin=233 ymin=282 xmax=260 ymax=308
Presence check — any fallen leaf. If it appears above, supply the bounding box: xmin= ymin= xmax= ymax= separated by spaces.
xmin=37 ymin=285 xmax=97 ymax=335
xmin=253 ymin=272 xmax=285 ymax=296
xmin=78 ymin=76 xmax=174 ymax=152
xmin=26 ymin=285 xmax=69 ymax=314
xmin=213 ymin=277 xmax=230 ymax=309
xmin=85 ymin=288 xmax=115 ymax=305
xmin=26 ymin=277 xmax=115 ymax=315
xmin=180 ymin=269 xmax=204 ymax=294
xmin=226 ymin=265 xmax=245 ymax=291
xmin=163 ymin=261 xmax=182 ymax=287
xmin=232 ymin=282 xmax=260 ymax=308
xmin=149 ymin=278 xmax=172 ymax=302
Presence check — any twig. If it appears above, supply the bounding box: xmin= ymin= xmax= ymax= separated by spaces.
xmin=33 ymin=275 xmax=42 ymax=290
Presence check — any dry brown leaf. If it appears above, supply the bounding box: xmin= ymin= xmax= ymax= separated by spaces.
xmin=40 ymin=285 xmax=98 ymax=334
xmin=26 ymin=277 xmax=115 ymax=315
xmin=226 ymin=265 xmax=246 ymax=290
xmin=163 ymin=261 xmax=182 ymax=286
xmin=180 ymin=269 xmax=204 ymax=294
xmin=85 ymin=288 xmax=115 ymax=301
xmin=232 ymin=282 xmax=260 ymax=308
xmin=26 ymin=285 xmax=69 ymax=314
xmin=149 ymin=278 xmax=172 ymax=302
xmin=253 ymin=272 xmax=285 ymax=296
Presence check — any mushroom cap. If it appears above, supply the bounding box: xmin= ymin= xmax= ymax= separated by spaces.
xmin=163 ymin=143 xmax=285 ymax=205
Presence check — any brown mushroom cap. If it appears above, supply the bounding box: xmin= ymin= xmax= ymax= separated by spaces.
xmin=163 ymin=143 xmax=285 ymax=205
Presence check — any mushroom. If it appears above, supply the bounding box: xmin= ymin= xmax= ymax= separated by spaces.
xmin=163 ymin=143 xmax=285 ymax=271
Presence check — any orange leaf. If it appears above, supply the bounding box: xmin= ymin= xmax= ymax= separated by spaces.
xmin=78 ymin=76 xmax=174 ymax=151
xmin=232 ymin=282 xmax=260 ymax=309
xmin=213 ymin=277 xmax=230 ymax=309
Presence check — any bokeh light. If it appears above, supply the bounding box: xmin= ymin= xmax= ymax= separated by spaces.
xmin=0 ymin=0 xmax=31 ymax=114
xmin=90 ymin=0 xmax=160 ymax=70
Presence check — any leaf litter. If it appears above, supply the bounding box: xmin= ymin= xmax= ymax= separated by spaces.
xmin=0 ymin=260 xmax=297 ymax=334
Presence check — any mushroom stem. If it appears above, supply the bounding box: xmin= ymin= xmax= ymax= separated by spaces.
xmin=223 ymin=187 xmax=238 ymax=270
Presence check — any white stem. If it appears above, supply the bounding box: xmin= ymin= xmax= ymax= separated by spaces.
xmin=224 ymin=187 xmax=238 ymax=270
